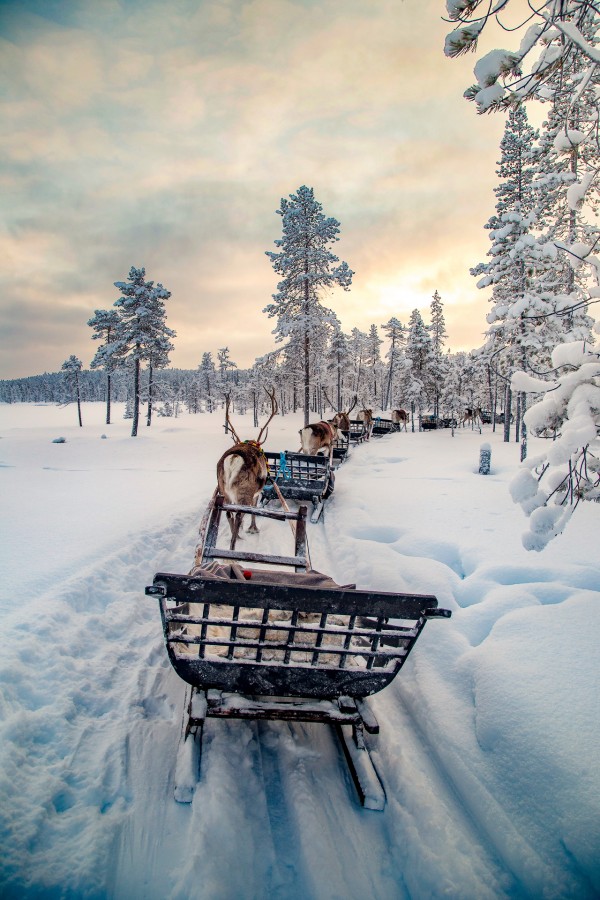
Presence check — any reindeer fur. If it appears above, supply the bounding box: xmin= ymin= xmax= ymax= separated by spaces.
xmin=299 ymin=421 xmax=338 ymax=456
xmin=217 ymin=443 xmax=268 ymax=549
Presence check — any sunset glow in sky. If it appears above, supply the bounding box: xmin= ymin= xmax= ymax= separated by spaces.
xmin=0 ymin=0 xmax=510 ymax=379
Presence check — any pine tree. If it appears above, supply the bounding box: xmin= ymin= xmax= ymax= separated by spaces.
xmin=264 ymin=186 xmax=353 ymax=426
xmin=217 ymin=347 xmax=237 ymax=385
xmin=198 ymin=352 xmax=216 ymax=413
xmin=111 ymin=267 xmax=175 ymax=436
xmin=472 ymin=105 xmax=564 ymax=447
xmin=325 ymin=324 xmax=352 ymax=412
xmin=533 ymin=15 xmax=599 ymax=340
xmin=445 ymin=1 xmax=600 ymax=539
xmin=382 ymin=317 xmax=406 ymax=410
xmin=61 ymin=355 xmax=83 ymax=426
xmin=349 ymin=328 xmax=368 ymax=397
xmin=365 ymin=324 xmax=383 ymax=406
xmin=405 ymin=309 xmax=435 ymax=419
xmin=429 ymin=291 xmax=448 ymax=417
xmin=88 ymin=308 xmax=121 ymax=425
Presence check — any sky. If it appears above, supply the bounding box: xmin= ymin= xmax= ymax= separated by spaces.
xmin=0 ymin=0 xmax=513 ymax=380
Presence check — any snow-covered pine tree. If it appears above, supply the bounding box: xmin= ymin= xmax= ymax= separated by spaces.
xmin=440 ymin=350 xmax=467 ymax=436
xmin=533 ymin=13 xmax=599 ymax=336
xmin=382 ymin=317 xmax=406 ymax=411
xmin=405 ymin=309 xmax=435 ymax=422
xmin=446 ymin=0 xmax=600 ymax=540
xmin=198 ymin=352 xmax=216 ymax=413
xmin=429 ymin=291 xmax=448 ymax=418
xmin=217 ymin=347 xmax=237 ymax=385
xmin=142 ymin=287 xmax=175 ymax=429
xmin=61 ymin=355 xmax=83 ymax=426
xmin=365 ymin=324 xmax=383 ymax=407
xmin=111 ymin=267 xmax=175 ymax=436
xmin=349 ymin=327 xmax=368 ymax=397
xmin=88 ymin=308 xmax=121 ymax=425
xmin=325 ymin=324 xmax=352 ymax=412
xmin=472 ymin=104 xmax=564 ymax=450
xmin=264 ymin=186 xmax=353 ymax=426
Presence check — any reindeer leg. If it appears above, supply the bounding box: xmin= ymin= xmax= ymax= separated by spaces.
xmin=247 ymin=499 xmax=260 ymax=534
xmin=226 ymin=510 xmax=235 ymax=542
xmin=230 ymin=511 xmax=244 ymax=550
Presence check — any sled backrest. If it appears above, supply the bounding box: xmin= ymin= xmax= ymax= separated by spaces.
xmin=147 ymin=570 xmax=450 ymax=699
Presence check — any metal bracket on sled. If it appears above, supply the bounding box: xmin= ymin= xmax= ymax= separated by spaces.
xmin=173 ymin=688 xmax=386 ymax=811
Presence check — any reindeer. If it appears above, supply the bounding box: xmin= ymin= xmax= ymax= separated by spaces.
xmin=216 ymin=390 xmax=277 ymax=550
xmin=322 ymin=391 xmax=357 ymax=434
xmin=391 ymin=408 xmax=409 ymax=431
xmin=299 ymin=420 xmax=339 ymax=456
xmin=356 ymin=405 xmax=373 ymax=439
xmin=462 ymin=407 xmax=482 ymax=428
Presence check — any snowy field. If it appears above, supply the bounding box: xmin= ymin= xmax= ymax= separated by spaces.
xmin=1 ymin=402 xmax=599 ymax=900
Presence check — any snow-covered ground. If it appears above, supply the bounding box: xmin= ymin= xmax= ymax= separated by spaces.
xmin=1 ymin=402 xmax=598 ymax=899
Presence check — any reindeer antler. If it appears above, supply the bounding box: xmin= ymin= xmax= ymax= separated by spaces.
xmin=347 ymin=394 xmax=358 ymax=414
xmin=256 ymin=387 xmax=278 ymax=445
xmin=322 ymin=387 xmax=335 ymax=410
xmin=224 ymin=394 xmax=242 ymax=444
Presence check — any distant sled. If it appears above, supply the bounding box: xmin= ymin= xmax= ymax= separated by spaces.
xmin=261 ymin=450 xmax=336 ymax=523
xmin=146 ymin=491 xmax=451 ymax=811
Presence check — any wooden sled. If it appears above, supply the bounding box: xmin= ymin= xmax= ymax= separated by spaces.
xmin=146 ymin=495 xmax=451 ymax=811
xmin=340 ymin=419 xmax=369 ymax=446
xmin=261 ymin=451 xmax=335 ymax=523
xmin=370 ymin=418 xmax=399 ymax=437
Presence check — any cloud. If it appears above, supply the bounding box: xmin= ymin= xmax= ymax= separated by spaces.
xmin=0 ymin=0 xmax=510 ymax=379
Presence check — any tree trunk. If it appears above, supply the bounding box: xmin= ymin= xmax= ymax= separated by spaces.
xmin=492 ymin=377 xmax=498 ymax=433
xmin=131 ymin=355 xmax=140 ymax=437
xmin=76 ymin=375 xmax=82 ymax=427
xmin=304 ymin=331 xmax=310 ymax=427
xmin=146 ymin=362 xmax=154 ymax=427
xmin=487 ymin=365 xmax=494 ymax=428
xmin=503 ymin=382 xmax=511 ymax=443
xmin=520 ymin=392 xmax=528 ymax=461
xmin=106 ymin=372 xmax=111 ymax=425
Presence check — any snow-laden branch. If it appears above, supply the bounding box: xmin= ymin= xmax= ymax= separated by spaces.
xmin=510 ymin=340 xmax=600 ymax=549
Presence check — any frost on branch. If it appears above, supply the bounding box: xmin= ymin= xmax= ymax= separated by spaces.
xmin=510 ymin=341 xmax=600 ymax=550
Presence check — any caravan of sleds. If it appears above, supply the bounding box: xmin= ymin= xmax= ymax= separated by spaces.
xmin=146 ymin=391 xmax=452 ymax=811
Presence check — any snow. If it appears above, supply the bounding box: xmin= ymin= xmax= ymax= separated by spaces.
xmin=553 ymin=129 xmax=587 ymax=152
xmin=474 ymin=50 xmax=515 ymax=88
xmin=1 ymin=402 xmax=599 ymax=899
xmin=567 ymin=172 xmax=596 ymax=211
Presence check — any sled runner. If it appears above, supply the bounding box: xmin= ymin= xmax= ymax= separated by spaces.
xmin=146 ymin=493 xmax=451 ymax=811
xmin=261 ymin=451 xmax=335 ymax=523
